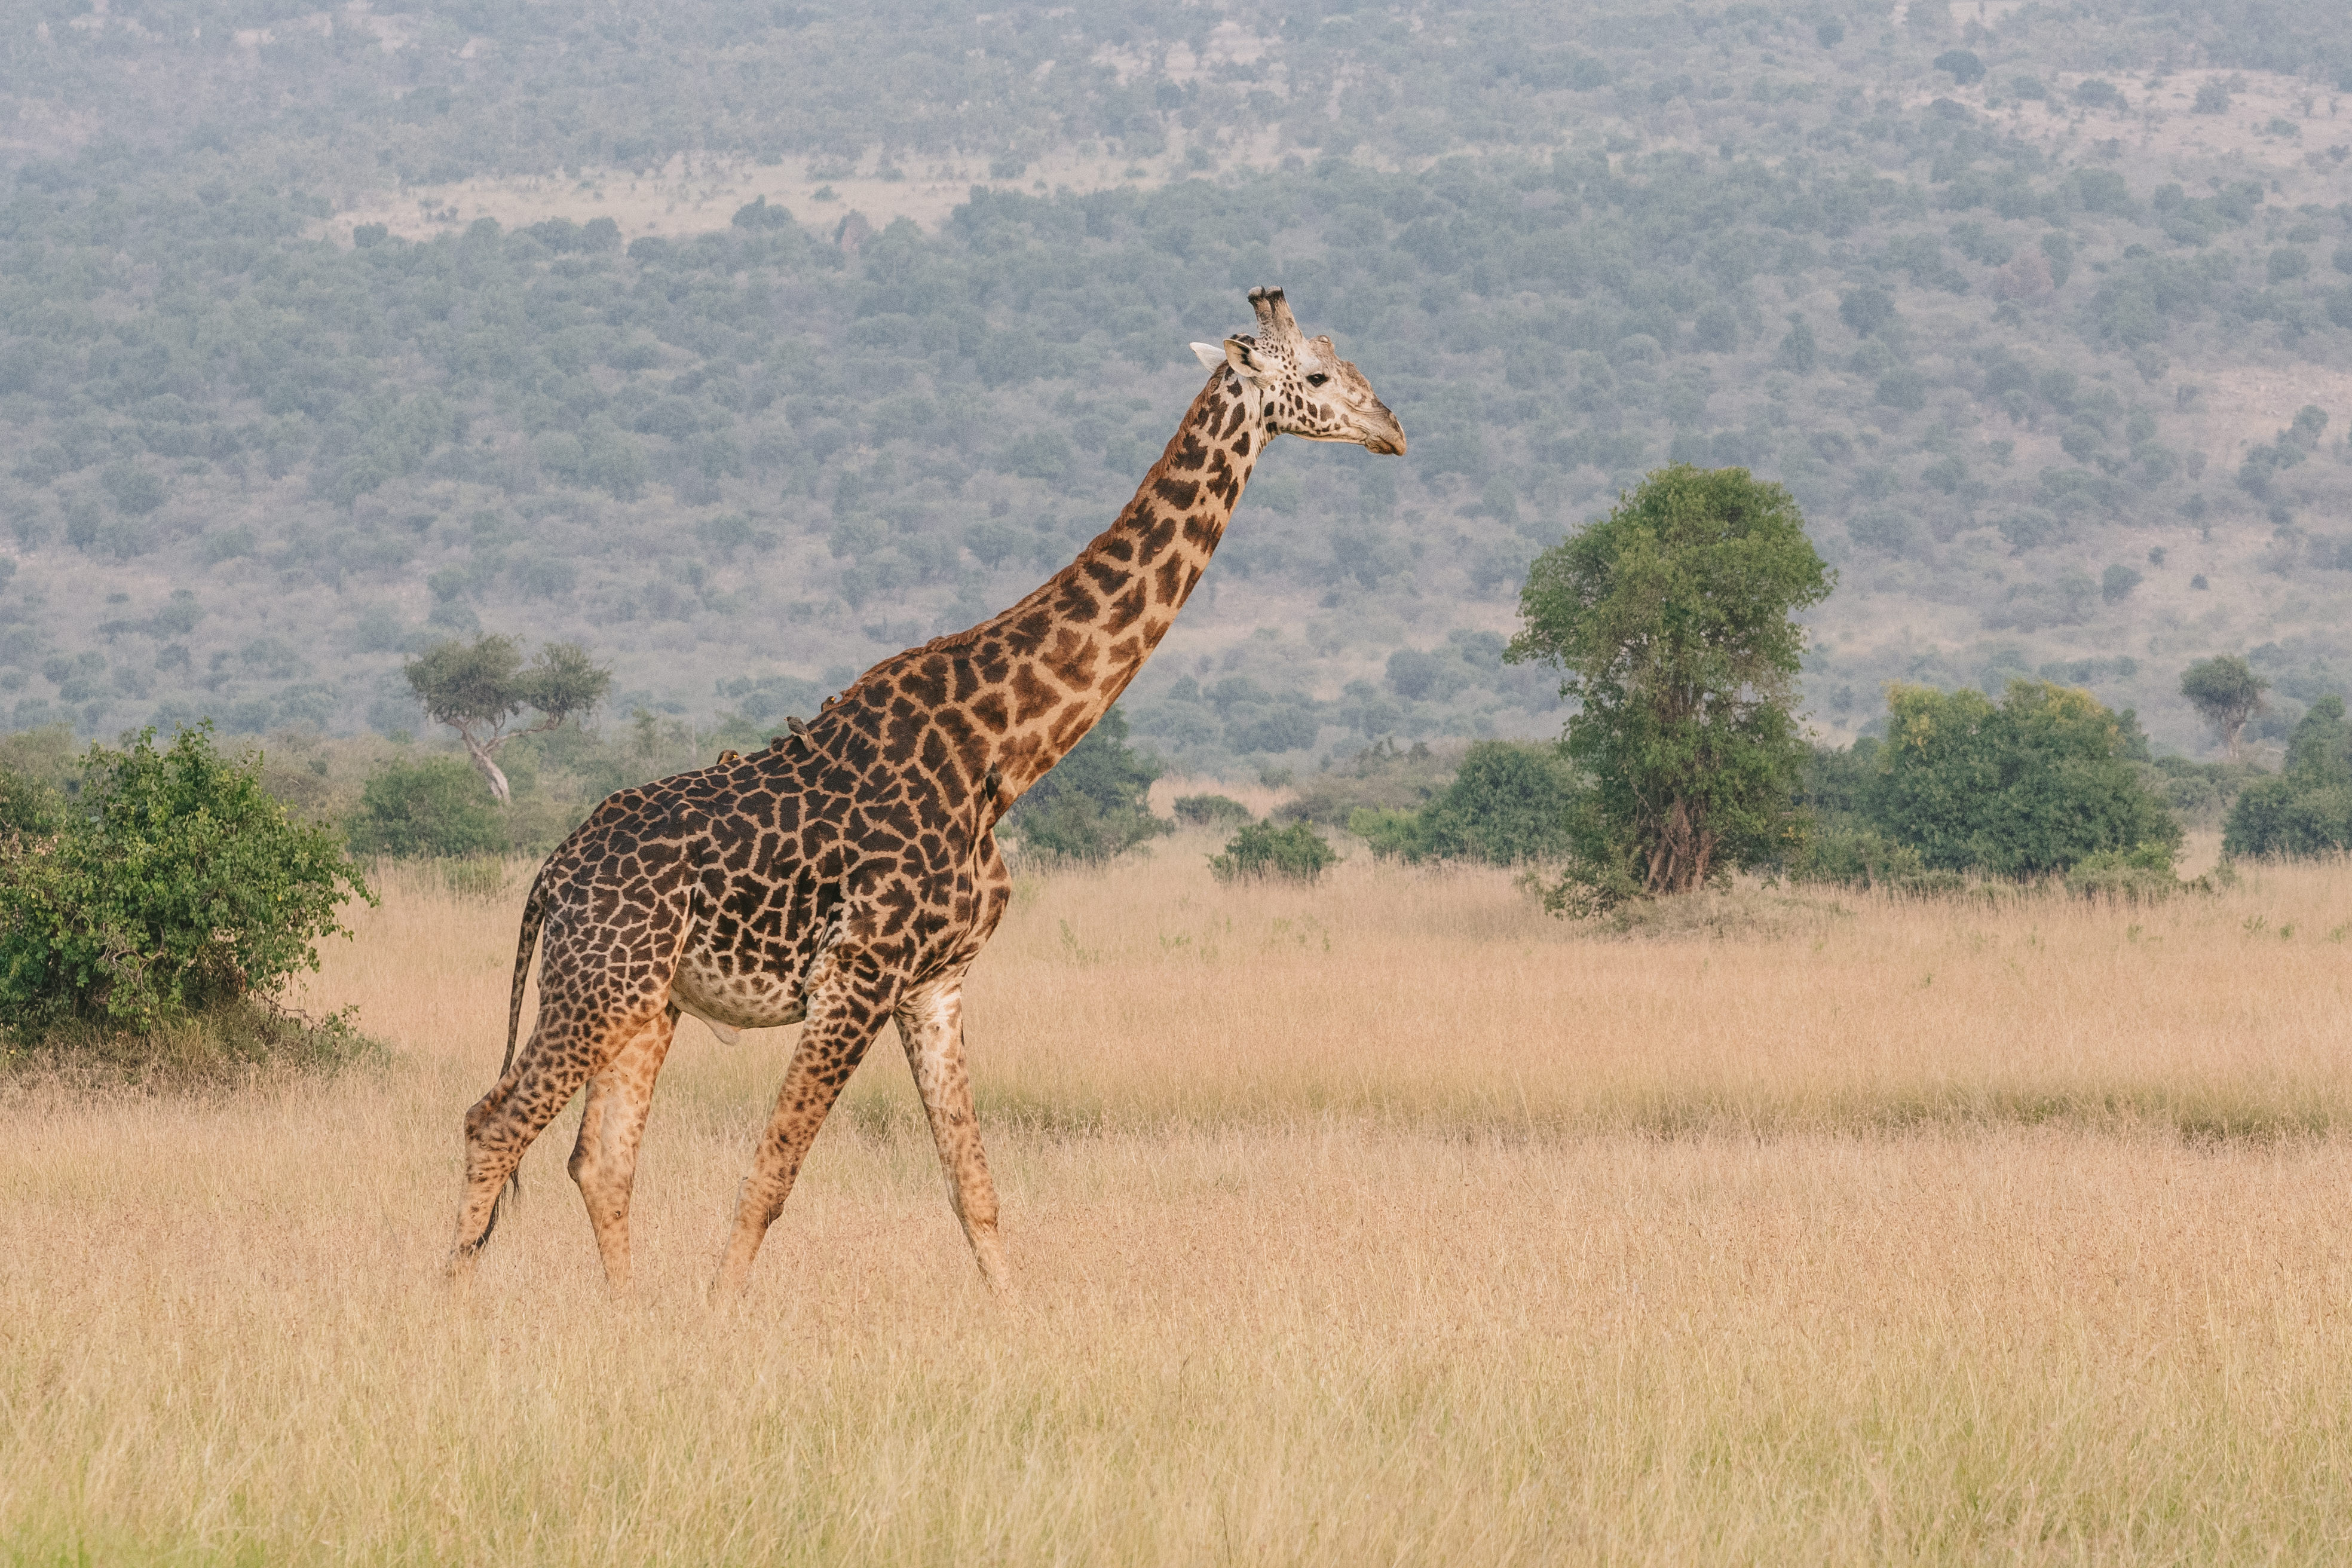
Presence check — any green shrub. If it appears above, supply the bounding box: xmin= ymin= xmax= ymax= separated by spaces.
xmin=2222 ymin=696 xmax=2352 ymax=858
xmin=0 ymin=725 xmax=372 ymax=1033
xmin=0 ymin=761 xmax=61 ymax=834
xmin=1172 ymin=792 xmax=1252 ymax=828
xmin=348 ymin=756 xmax=510 ymax=859
xmin=1791 ymin=745 xmax=1970 ymax=892
xmin=1861 ymin=681 xmax=2180 ymax=877
xmin=1416 ymin=742 xmax=1580 ymax=863
xmin=1006 ymin=706 xmax=1171 ymax=863
xmin=1211 ymin=820 xmax=1338 ymax=883
xmin=2145 ymin=755 xmax=2262 ymax=827
xmin=2065 ymin=846 xmax=2188 ymax=903
xmin=1351 ymin=742 xmax=1581 ymax=865
xmin=1790 ymin=822 xmax=1950 ymax=892
xmin=1013 ymin=792 xmax=1166 ymax=863
xmin=1349 ymin=806 xmax=1429 ymax=861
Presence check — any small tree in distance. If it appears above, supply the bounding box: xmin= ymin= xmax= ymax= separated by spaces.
xmin=347 ymin=757 xmax=510 ymax=858
xmin=2179 ymin=654 xmax=2267 ymax=760
xmin=1003 ymin=705 xmax=1171 ymax=862
xmin=404 ymin=636 xmax=612 ymax=803
xmin=1508 ymin=464 xmax=1833 ymax=912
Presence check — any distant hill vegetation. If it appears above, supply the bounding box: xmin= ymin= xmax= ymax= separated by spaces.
xmin=1 ymin=0 xmax=2348 ymax=770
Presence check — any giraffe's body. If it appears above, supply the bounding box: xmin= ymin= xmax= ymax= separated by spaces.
xmin=449 ymin=288 xmax=1403 ymax=1298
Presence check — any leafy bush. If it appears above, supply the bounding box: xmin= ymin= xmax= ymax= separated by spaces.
xmin=1210 ymin=820 xmax=1338 ymax=884
xmin=1418 ymin=743 xmax=1581 ymax=863
xmin=1791 ymin=742 xmax=1946 ymax=892
xmin=1788 ymin=822 xmax=1958 ymax=893
xmin=1349 ymin=807 xmax=1427 ymax=861
xmin=0 ymin=767 xmax=57 ymax=835
xmin=1350 ymin=741 xmax=1581 ymax=865
xmin=0 ymin=725 xmax=372 ymax=1033
xmin=348 ymin=756 xmax=510 ymax=859
xmin=2064 ymin=846 xmax=2189 ymax=903
xmin=1172 ymin=793 xmax=1252 ymax=828
xmin=1860 ymin=682 xmax=2180 ymax=877
xmin=2222 ymin=696 xmax=2352 ymax=858
xmin=1006 ymin=705 xmax=1171 ymax=863
xmin=1012 ymin=792 xmax=1166 ymax=863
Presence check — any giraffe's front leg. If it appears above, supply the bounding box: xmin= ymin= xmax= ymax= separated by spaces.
xmin=568 ymin=1007 xmax=678 ymax=1296
xmin=710 ymin=954 xmax=895 ymax=1301
xmin=895 ymin=974 xmax=1013 ymax=1300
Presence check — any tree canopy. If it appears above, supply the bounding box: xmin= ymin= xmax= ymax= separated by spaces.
xmin=2179 ymin=656 xmax=2268 ymax=761
xmin=404 ymin=636 xmax=612 ymax=803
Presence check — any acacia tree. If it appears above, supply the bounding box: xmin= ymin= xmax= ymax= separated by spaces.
xmin=2179 ymin=654 xmax=2267 ymax=760
xmin=403 ymin=636 xmax=612 ymax=804
xmin=1508 ymin=464 xmax=1832 ymax=911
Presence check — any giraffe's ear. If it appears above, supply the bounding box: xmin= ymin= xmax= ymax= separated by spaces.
xmin=1189 ymin=341 xmax=1224 ymax=371
xmin=1222 ymin=336 xmax=1269 ymax=384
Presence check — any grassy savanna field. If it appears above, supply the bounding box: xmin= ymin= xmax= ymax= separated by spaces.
xmin=5 ymin=834 xmax=2352 ymax=1562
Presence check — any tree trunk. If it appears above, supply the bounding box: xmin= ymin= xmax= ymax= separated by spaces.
xmin=463 ymin=736 xmax=512 ymax=804
xmin=1645 ymin=798 xmax=1717 ymax=895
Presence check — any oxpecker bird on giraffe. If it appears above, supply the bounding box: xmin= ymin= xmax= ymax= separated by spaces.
xmin=446 ymin=286 xmax=1404 ymax=1301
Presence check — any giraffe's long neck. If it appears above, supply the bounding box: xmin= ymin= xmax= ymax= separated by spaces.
xmin=828 ymin=366 xmax=1265 ymax=806
xmin=973 ymin=365 xmax=1263 ymax=797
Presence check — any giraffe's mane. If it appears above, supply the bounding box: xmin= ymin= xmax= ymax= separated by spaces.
xmin=821 ymin=363 xmax=1234 ymax=716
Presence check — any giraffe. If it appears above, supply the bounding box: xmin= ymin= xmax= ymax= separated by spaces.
xmin=448 ymin=287 xmax=1404 ymax=1300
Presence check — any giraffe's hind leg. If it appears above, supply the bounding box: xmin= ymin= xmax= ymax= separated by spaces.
xmin=449 ymin=1001 xmax=663 ymax=1278
xmin=568 ymin=1008 xmax=678 ymax=1294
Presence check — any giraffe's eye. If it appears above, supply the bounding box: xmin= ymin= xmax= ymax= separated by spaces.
xmin=1306 ymin=373 xmax=1329 ymax=387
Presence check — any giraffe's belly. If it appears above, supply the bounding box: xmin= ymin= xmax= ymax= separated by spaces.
xmin=669 ymin=955 xmax=807 ymax=1039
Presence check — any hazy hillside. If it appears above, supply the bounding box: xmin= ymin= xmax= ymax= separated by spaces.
xmin=2 ymin=0 xmax=2350 ymax=770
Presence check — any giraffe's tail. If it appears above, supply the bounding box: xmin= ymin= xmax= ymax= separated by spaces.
xmin=480 ymin=865 xmax=553 ymax=1241
xmin=503 ymin=866 xmax=551 ymax=1080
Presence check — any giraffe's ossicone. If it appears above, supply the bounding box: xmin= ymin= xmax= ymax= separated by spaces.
xmin=448 ymin=287 xmax=1405 ymax=1299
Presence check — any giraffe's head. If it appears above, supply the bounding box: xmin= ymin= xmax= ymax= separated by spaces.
xmin=1190 ymin=286 xmax=1405 ymax=457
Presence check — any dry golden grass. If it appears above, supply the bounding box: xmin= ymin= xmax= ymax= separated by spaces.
xmin=5 ymin=835 xmax=2352 ymax=1563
